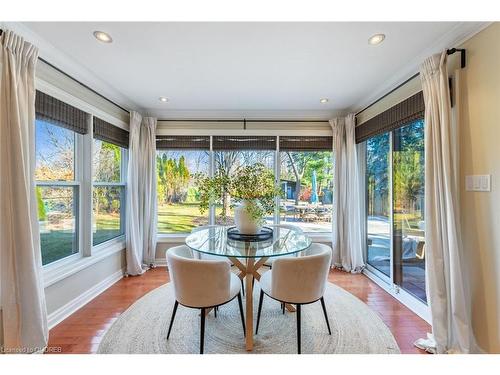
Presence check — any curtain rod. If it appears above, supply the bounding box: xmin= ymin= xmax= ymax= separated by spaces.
xmin=355 ymin=48 xmax=466 ymax=116
xmin=0 ymin=28 xmax=131 ymax=115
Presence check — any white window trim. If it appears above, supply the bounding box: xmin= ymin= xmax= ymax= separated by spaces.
xmin=91 ymin=138 xmax=128 ymax=249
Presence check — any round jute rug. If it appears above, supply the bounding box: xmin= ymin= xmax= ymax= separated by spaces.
xmin=97 ymin=282 xmax=400 ymax=354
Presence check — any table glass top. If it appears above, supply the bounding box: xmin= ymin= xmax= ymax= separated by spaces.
xmin=185 ymin=226 xmax=312 ymax=258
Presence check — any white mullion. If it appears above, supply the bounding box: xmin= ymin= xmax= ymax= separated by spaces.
xmin=389 ymin=131 xmax=395 ymax=285
xmin=93 ymin=182 xmax=126 ymax=187
xmin=209 ymin=136 xmax=215 ymax=225
xmin=274 ymin=136 xmax=280 ymax=225
xmin=121 ymin=148 xmax=128 ymax=239
xmin=80 ymin=115 xmax=93 ymax=257
xmin=36 ymin=181 xmax=80 ymax=187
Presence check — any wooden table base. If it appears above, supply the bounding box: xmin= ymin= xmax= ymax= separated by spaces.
xmin=228 ymin=256 xmax=295 ymax=351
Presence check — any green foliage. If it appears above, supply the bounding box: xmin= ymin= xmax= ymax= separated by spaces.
xmin=194 ymin=163 xmax=281 ymax=224
xmin=157 ymin=154 xmax=191 ymax=204
xmin=281 ymin=151 xmax=333 ymax=203
xmin=36 ymin=186 xmax=46 ymax=221
xmin=366 ymin=119 xmax=424 ymax=216
xmin=393 ymin=150 xmax=424 ymax=210
xmin=194 ymin=170 xmax=230 ymax=217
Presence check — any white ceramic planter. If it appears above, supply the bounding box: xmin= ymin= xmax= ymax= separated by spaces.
xmin=234 ymin=199 xmax=262 ymax=234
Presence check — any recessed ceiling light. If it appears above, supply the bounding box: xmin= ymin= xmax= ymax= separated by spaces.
xmin=368 ymin=33 xmax=385 ymax=45
xmin=159 ymin=97 xmax=169 ymax=103
xmin=93 ymin=31 xmax=113 ymax=43
xmin=320 ymin=98 xmax=329 ymax=104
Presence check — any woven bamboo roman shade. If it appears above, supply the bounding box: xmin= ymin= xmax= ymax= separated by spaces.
xmin=279 ymin=136 xmax=332 ymax=151
xmin=355 ymin=91 xmax=425 ymax=143
xmin=156 ymin=135 xmax=210 ymax=150
xmin=35 ymin=90 xmax=89 ymax=134
xmin=93 ymin=117 xmax=129 ymax=148
xmin=212 ymin=136 xmax=276 ymax=150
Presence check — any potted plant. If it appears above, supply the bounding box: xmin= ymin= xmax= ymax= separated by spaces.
xmin=195 ymin=163 xmax=281 ymax=234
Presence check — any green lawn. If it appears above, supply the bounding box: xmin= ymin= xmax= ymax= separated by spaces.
xmin=41 ymin=214 xmax=122 ymax=265
xmin=157 ymin=202 xmax=208 ymax=233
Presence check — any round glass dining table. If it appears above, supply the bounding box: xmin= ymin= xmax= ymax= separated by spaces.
xmin=185 ymin=225 xmax=311 ymax=351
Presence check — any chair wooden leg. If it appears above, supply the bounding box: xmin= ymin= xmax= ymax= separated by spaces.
xmin=296 ymin=304 xmax=301 ymax=354
xmin=320 ymin=297 xmax=331 ymax=335
xmin=256 ymin=289 xmax=264 ymax=334
xmin=167 ymin=300 xmax=178 ymax=340
xmin=200 ymin=307 xmax=206 ymax=354
xmin=237 ymin=292 xmax=246 ymax=337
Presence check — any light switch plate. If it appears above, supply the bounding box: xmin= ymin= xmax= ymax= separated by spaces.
xmin=465 ymin=175 xmax=491 ymax=192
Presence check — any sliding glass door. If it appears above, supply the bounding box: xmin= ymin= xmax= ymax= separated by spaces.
xmin=366 ymin=132 xmax=391 ymax=278
xmin=393 ymin=120 xmax=426 ymax=302
xmin=365 ymin=119 xmax=427 ymax=304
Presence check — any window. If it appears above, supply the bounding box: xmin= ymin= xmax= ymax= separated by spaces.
xmin=213 ymin=136 xmax=276 ymax=225
xmin=279 ymin=137 xmax=333 ymax=233
xmin=92 ymin=139 xmax=126 ymax=246
xmin=214 ymin=150 xmax=275 ymax=225
xmin=156 ymin=136 xmax=210 ymax=233
xmin=156 ymin=150 xmax=210 ymax=233
xmin=154 ymin=134 xmax=335 ymax=234
xmin=35 ymin=119 xmax=79 ymax=266
xmin=35 ymin=90 xmax=129 ymax=266
xmin=366 ymin=132 xmax=391 ymax=276
xmin=360 ymin=91 xmax=427 ymax=305
xmin=364 ymin=119 xmax=426 ymax=303
xmin=393 ymin=119 xmax=425 ymax=302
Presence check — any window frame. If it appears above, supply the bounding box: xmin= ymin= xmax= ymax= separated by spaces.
xmin=35 ymin=82 xmax=129 ymax=282
xmin=91 ymin=135 xmax=128 ymax=248
xmin=361 ymin=119 xmax=430 ymax=323
xmin=35 ymin=119 xmax=82 ymax=269
xmin=156 ymin=132 xmax=334 ymax=241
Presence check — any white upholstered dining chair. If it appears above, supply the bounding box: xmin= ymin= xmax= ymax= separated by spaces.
xmin=263 ymin=224 xmax=304 ymax=268
xmin=191 ymin=225 xmax=245 ymax=294
xmin=166 ymin=245 xmax=245 ymax=354
xmin=255 ymin=242 xmax=332 ymax=354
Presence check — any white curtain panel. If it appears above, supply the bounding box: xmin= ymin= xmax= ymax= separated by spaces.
xmin=329 ymin=114 xmax=365 ymax=273
xmin=140 ymin=117 xmax=158 ymax=266
xmin=0 ymin=30 xmax=48 ymax=352
xmin=125 ymin=112 xmax=157 ymax=275
xmin=415 ymin=51 xmax=477 ymax=354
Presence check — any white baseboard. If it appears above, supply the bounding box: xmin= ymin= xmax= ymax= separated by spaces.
xmin=154 ymin=258 xmax=167 ymax=267
xmin=47 ymin=268 xmax=124 ymax=329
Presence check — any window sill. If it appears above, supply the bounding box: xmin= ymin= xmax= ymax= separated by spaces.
xmin=157 ymin=234 xmax=189 ymax=243
xmin=43 ymin=239 xmax=126 ymax=288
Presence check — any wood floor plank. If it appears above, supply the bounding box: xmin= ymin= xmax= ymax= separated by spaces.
xmin=46 ymin=267 xmax=430 ymax=354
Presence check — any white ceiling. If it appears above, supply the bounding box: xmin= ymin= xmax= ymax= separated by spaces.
xmin=19 ymin=22 xmax=488 ymax=119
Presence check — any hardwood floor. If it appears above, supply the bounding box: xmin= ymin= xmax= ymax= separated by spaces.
xmin=47 ymin=267 xmax=430 ymax=354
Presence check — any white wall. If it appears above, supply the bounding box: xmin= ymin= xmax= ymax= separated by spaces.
xmin=45 ymin=250 xmax=126 ymax=327
xmin=458 ymin=22 xmax=500 ymax=353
